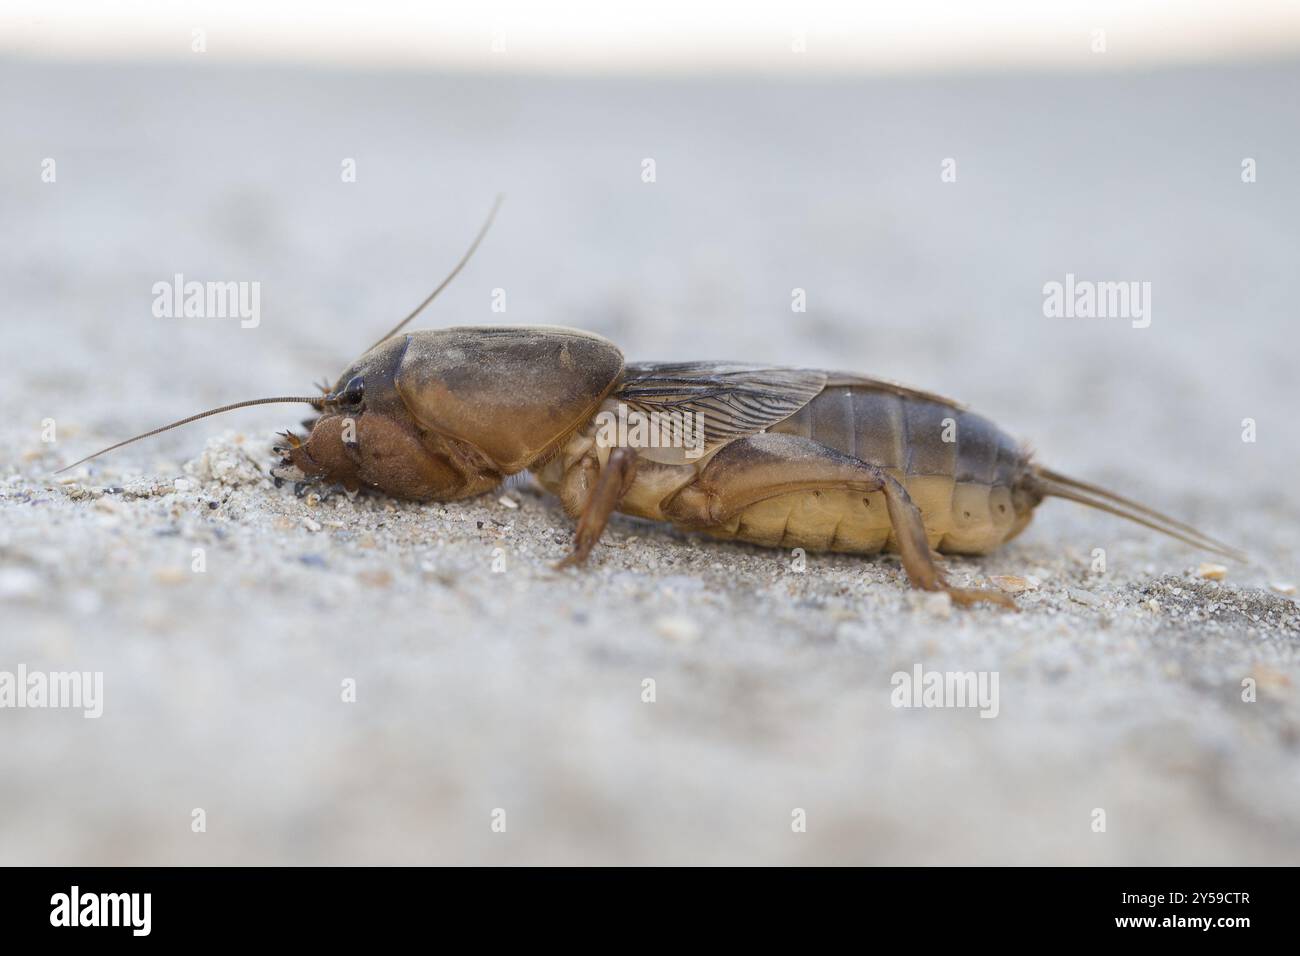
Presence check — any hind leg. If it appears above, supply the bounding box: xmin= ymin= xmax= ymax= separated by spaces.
xmin=664 ymin=434 xmax=1015 ymax=610
xmin=879 ymin=472 xmax=1015 ymax=609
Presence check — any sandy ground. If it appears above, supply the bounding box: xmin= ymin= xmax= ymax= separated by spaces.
xmin=2 ymin=58 xmax=1299 ymax=865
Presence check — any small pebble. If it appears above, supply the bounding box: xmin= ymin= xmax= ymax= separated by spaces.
xmin=498 ymin=496 xmax=519 ymax=509
xmin=655 ymin=615 xmax=700 ymax=643
xmin=0 ymin=567 xmax=42 ymax=599
xmin=1270 ymin=582 xmax=1296 ymax=596
xmin=920 ymin=591 xmax=953 ymax=618
xmin=174 ymin=478 xmax=195 ymax=492
xmin=302 ymin=517 xmax=322 ymax=533
xmin=990 ymin=574 xmax=1039 ymax=594
xmin=1251 ymin=665 xmax=1292 ymax=691
xmin=70 ymin=589 xmax=103 ymax=615
xmin=1197 ymin=562 xmax=1227 ymax=581
xmin=1068 ymin=587 xmax=1103 ymax=607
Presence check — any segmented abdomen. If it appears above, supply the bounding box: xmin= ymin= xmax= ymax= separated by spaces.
xmin=770 ymin=385 xmax=1021 ymax=483
xmin=764 ymin=384 xmax=1033 ymax=553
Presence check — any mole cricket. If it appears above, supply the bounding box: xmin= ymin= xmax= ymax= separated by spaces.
xmin=61 ymin=199 xmax=1243 ymax=609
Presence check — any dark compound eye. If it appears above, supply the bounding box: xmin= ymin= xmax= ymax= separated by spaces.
xmin=337 ymin=375 xmax=365 ymax=407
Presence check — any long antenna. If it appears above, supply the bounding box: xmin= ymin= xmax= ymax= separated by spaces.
xmin=58 ymin=196 xmax=504 ymax=475
xmin=366 ymin=193 xmax=504 ymax=351
xmin=56 ymin=396 xmax=323 ymax=474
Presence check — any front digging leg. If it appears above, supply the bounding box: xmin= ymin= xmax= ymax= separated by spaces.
xmin=556 ymin=447 xmax=639 ymax=568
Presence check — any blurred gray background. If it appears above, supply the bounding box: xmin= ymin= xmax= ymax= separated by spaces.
xmin=1 ymin=17 xmax=1299 ymax=864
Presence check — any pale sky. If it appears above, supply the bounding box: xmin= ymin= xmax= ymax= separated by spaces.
xmin=2 ymin=0 xmax=1299 ymax=74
